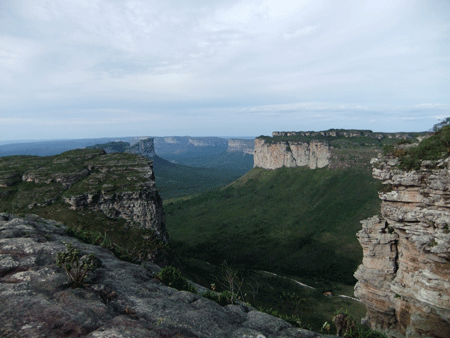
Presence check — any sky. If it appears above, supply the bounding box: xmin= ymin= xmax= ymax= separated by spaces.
xmin=1 ymin=0 xmax=449 ymax=141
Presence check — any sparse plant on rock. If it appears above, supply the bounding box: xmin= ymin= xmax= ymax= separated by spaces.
xmin=56 ymin=242 xmax=98 ymax=287
xmin=220 ymin=262 xmax=244 ymax=304
xmin=155 ymin=266 xmax=197 ymax=293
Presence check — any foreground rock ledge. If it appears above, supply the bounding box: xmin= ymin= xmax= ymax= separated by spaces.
xmin=0 ymin=213 xmax=331 ymax=338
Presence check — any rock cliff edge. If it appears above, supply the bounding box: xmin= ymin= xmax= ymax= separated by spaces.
xmin=354 ymin=156 xmax=450 ymax=338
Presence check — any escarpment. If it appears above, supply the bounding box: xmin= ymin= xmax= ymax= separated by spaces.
xmin=354 ymin=156 xmax=450 ymax=337
xmin=254 ymin=138 xmax=331 ymax=169
xmin=87 ymin=137 xmax=156 ymax=158
xmin=0 ymin=149 xmax=167 ymax=243
xmin=254 ymin=129 xmax=430 ymax=170
xmin=227 ymin=139 xmax=255 ymax=155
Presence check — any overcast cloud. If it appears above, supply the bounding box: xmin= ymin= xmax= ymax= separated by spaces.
xmin=0 ymin=0 xmax=449 ymax=140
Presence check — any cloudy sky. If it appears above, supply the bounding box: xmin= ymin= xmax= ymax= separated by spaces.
xmin=1 ymin=0 xmax=449 ymax=141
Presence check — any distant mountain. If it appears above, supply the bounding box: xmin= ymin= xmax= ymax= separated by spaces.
xmin=0 ymin=137 xmax=149 ymax=157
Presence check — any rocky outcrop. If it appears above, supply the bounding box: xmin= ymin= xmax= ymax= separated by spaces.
xmin=254 ymin=138 xmax=331 ymax=170
xmin=127 ymin=138 xmax=156 ymax=157
xmin=0 ymin=149 xmax=167 ymax=243
xmin=0 ymin=213 xmax=332 ymax=338
xmin=354 ymin=157 xmax=450 ymax=338
xmin=88 ymin=138 xmax=156 ymax=158
xmin=188 ymin=137 xmax=227 ymax=147
xmin=227 ymin=139 xmax=254 ymax=155
xmin=272 ymin=130 xmax=424 ymax=140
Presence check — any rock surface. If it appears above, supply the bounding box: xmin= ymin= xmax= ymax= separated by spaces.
xmin=354 ymin=156 xmax=450 ymax=338
xmin=88 ymin=138 xmax=156 ymax=158
xmin=0 ymin=149 xmax=167 ymax=243
xmin=0 ymin=213 xmax=332 ymax=338
xmin=254 ymin=130 xmax=431 ymax=171
xmin=227 ymin=139 xmax=255 ymax=155
xmin=253 ymin=138 xmax=331 ymax=170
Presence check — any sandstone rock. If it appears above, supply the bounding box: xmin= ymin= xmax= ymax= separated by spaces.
xmin=354 ymin=158 xmax=450 ymax=337
xmin=227 ymin=139 xmax=255 ymax=155
xmin=253 ymin=139 xmax=331 ymax=170
xmin=0 ymin=149 xmax=168 ymax=243
xmin=0 ymin=213 xmax=333 ymax=338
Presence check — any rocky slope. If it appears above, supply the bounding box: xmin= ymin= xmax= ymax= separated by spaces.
xmin=254 ymin=130 xmax=429 ymax=170
xmin=0 ymin=213 xmax=332 ymax=338
xmin=354 ymin=156 xmax=450 ymax=337
xmin=0 ymin=149 xmax=167 ymax=243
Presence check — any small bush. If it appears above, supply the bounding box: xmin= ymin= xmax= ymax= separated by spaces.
xmin=56 ymin=243 xmax=98 ymax=287
xmin=156 ymin=266 xmax=197 ymax=293
xmin=202 ymin=289 xmax=233 ymax=306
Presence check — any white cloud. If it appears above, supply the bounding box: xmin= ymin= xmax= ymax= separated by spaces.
xmin=0 ymin=0 xmax=448 ymax=140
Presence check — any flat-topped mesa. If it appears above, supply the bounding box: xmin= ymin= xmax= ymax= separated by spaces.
xmin=354 ymin=156 xmax=450 ymax=338
xmin=0 ymin=149 xmax=168 ymax=243
xmin=272 ymin=130 xmax=413 ymax=140
xmin=127 ymin=138 xmax=156 ymax=157
xmin=88 ymin=138 xmax=156 ymax=158
xmin=254 ymin=129 xmax=431 ymax=170
xmin=254 ymin=138 xmax=331 ymax=170
xmin=227 ymin=139 xmax=255 ymax=155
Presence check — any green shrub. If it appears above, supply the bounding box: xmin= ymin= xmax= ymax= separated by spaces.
xmin=156 ymin=266 xmax=197 ymax=293
xmin=202 ymin=289 xmax=234 ymax=306
xmin=56 ymin=243 xmax=98 ymax=287
xmin=397 ymin=119 xmax=450 ymax=170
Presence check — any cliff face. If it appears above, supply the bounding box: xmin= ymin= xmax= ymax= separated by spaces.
xmin=227 ymin=139 xmax=254 ymax=155
xmin=253 ymin=129 xmax=431 ymax=171
xmin=253 ymin=138 xmax=331 ymax=169
xmin=0 ymin=149 xmax=167 ymax=243
xmin=88 ymin=138 xmax=156 ymax=158
xmin=354 ymin=156 xmax=450 ymax=338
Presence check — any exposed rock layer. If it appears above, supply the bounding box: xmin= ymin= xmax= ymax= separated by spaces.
xmin=254 ymin=130 xmax=431 ymax=170
xmin=253 ymin=138 xmax=331 ymax=170
xmin=354 ymin=157 xmax=450 ymax=338
xmin=0 ymin=213 xmax=332 ymax=338
xmin=0 ymin=149 xmax=167 ymax=243
xmin=227 ymin=139 xmax=255 ymax=155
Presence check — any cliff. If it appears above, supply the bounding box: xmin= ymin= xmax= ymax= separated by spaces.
xmin=254 ymin=138 xmax=331 ymax=169
xmin=227 ymin=139 xmax=255 ymax=155
xmin=254 ymin=130 xmax=430 ymax=170
xmin=88 ymin=138 xmax=156 ymax=158
xmin=354 ymin=156 xmax=450 ymax=337
xmin=0 ymin=213 xmax=332 ymax=338
xmin=0 ymin=149 xmax=167 ymax=243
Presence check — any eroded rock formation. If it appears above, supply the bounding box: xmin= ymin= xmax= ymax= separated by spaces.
xmin=0 ymin=213 xmax=332 ymax=338
xmin=354 ymin=157 xmax=450 ymax=337
xmin=253 ymin=138 xmax=331 ymax=170
xmin=227 ymin=139 xmax=255 ymax=155
xmin=0 ymin=149 xmax=168 ymax=243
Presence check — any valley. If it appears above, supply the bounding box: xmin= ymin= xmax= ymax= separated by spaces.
xmin=1 ymin=127 xmax=446 ymax=337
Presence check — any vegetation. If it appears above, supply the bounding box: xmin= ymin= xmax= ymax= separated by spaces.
xmin=155 ymin=266 xmax=197 ymax=293
xmin=152 ymin=156 xmax=249 ymax=199
xmin=0 ymin=150 xmax=170 ymax=265
xmin=164 ymin=165 xmax=381 ymax=331
xmin=165 ymin=166 xmax=381 ymax=284
xmin=56 ymin=243 xmax=98 ymax=287
xmin=383 ymin=117 xmax=450 ymax=170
